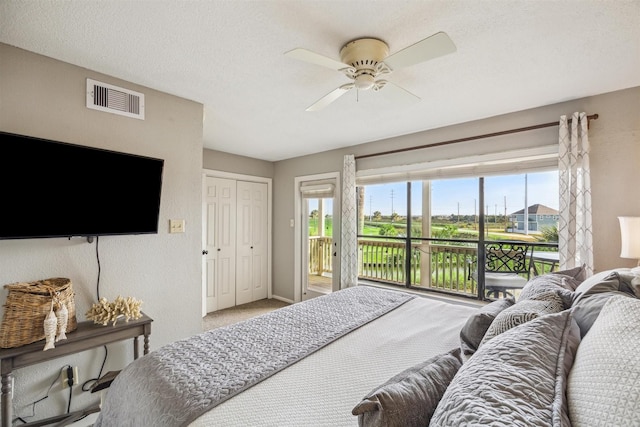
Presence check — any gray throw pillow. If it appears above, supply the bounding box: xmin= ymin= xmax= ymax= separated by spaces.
xmin=614 ymin=268 xmax=640 ymax=298
xmin=573 ymin=270 xmax=621 ymax=297
xmin=352 ymin=348 xmax=462 ymax=427
xmin=430 ymin=310 xmax=581 ymax=427
xmin=459 ymin=298 xmax=514 ymax=356
xmin=552 ymin=264 xmax=587 ymax=286
xmin=480 ymin=291 xmax=564 ymax=345
xmin=571 ymin=290 xmax=634 ymax=338
xmin=519 ymin=274 xmax=575 ymax=309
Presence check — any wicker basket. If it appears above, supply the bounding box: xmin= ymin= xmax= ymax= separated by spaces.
xmin=0 ymin=278 xmax=77 ymax=348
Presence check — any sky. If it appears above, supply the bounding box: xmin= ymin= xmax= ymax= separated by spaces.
xmin=362 ymin=171 xmax=559 ymax=217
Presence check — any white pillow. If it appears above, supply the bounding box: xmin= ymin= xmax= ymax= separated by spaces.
xmin=567 ymin=295 xmax=640 ymax=426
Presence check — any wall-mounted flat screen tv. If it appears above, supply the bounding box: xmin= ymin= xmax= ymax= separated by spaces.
xmin=0 ymin=131 xmax=164 ymax=240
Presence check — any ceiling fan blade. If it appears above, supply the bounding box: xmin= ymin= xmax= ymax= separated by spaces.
xmin=384 ymin=32 xmax=456 ymax=70
xmin=377 ymin=81 xmax=421 ymax=104
xmin=306 ymin=84 xmax=353 ymax=112
xmin=285 ymin=48 xmax=349 ymax=71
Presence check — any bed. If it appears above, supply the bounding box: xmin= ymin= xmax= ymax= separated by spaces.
xmin=95 ymin=268 xmax=640 ymax=427
xmin=94 ymin=285 xmax=477 ymax=426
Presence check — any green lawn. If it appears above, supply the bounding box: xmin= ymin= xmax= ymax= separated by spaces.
xmin=309 ymin=218 xmax=538 ymax=243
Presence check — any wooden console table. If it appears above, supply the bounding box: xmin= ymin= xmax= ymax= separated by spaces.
xmin=0 ymin=313 xmax=152 ymax=427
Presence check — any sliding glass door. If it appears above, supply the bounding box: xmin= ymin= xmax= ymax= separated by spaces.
xmin=356 ymin=171 xmax=559 ymax=299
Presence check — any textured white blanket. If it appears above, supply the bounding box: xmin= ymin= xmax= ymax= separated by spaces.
xmin=95 ymin=286 xmax=416 ymax=427
xmin=190 ymin=291 xmax=478 ymax=426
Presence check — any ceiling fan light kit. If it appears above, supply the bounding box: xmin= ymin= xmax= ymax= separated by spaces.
xmin=285 ymin=31 xmax=457 ymax=111
xmin=340 ymin=38 xmax=389 ymax=90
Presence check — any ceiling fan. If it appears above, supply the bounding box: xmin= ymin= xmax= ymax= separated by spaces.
xmin=285 ymin=32 xmax=456 ymax=111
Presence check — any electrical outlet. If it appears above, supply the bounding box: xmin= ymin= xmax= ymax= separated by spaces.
xmin=62 ymin=366 xmax=79 ymax=388
xmin=169 ymin=219 xmax=185 ymax=233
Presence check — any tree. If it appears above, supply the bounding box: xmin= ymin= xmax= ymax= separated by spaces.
xmin=433 ymin=224 xmax=457 ymax=239
xmin=373 ymin=211 xmax=382 ymax=221
xmin=537 ymin=225 xmax=558 ymax=242
xmin=378 ymin=224 xmax=398 ymax=236
xmin=310 ymin=209 xmax=319 ymax=219
xmin=391 ymin=212 xmax=399 ymax=222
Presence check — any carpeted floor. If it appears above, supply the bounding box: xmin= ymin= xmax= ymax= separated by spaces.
xmin=202 ymin=298 xmax=290 ymax=330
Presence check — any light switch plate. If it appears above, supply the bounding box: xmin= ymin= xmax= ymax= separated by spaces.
xmin=169 ymin=219 xmax=185 ymax=233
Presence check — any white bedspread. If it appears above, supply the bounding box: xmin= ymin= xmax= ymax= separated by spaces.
xmin=190 ymin=293 xmax=478 ymax=427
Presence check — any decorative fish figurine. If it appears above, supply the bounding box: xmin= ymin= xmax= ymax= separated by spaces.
xmin=43 ymin=309 xmax=57 ymax=351
xmin=56 ymin=303 xmax=68 ymax=342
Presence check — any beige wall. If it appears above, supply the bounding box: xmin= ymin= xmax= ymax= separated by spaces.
xmin=0 ymin=44 xmax=204 ymax=418
xmin=203 ymin=148 xmax=274 ymax=178
xmin=272 ymin=86 xmax=640 ymax=300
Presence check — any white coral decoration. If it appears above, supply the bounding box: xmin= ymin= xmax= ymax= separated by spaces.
xmin=86 ymin=296 xmax=143 ymax=326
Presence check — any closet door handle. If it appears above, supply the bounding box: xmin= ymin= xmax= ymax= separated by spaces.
xmin=202 ymin=250 xmax=208 ymax=255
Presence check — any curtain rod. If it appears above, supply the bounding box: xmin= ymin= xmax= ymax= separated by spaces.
xmin=355 ymin=113 xmax=599 ymax=160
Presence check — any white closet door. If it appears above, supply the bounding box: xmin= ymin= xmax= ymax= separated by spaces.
xmin=236 ymin=181 xmax=268 ymax=305
xmin=203 ymin=178 xmax=218 ymax=313
xmin=249 ymin=182 xmax=268 ymax=301
xmin=204 ymin=177 xmax=237 ymax=311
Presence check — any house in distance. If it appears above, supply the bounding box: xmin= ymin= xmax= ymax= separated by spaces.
xmin=510 ymin=204 xmax=559 ymax=234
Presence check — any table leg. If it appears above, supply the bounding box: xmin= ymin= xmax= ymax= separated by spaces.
xmin=133 ymin=336 xmax=139 ymax=360
xmin=143 ymin=334 xmax=150 ymax=355
xmin=2 ymin=372 xmax=12 ymax=427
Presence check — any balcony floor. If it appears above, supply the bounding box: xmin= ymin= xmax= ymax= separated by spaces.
xmin=308 ymin=273 xmax=332 ymax=293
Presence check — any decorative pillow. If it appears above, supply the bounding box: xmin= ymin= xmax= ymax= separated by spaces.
xmin=573 ymin=269 xmax=622 ymax=297
xmin=571 ymin=290 xmax=634 ymax=338
xmin=567 ymin=296 xmax=640 ymax=427
xmin=352 ymin=348 xmax=462 ymax=427
xmin=430 ymin=310 xmax=580 ymax=427
xmin=480 ymin=291 xmax=564 ymax=345
xmin=614 ymin=267 xmax=640 ymax=298
xmin=459 ymin=298 xmax=515 ymax=357
xmin=518 ymin=274 xmax=575 ymax=309
xmin=552 ymin=264 xmax=587 ymax=287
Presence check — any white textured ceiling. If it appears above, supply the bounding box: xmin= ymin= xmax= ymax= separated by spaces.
xmin=1 ymin=1 xmax=639 ymax=161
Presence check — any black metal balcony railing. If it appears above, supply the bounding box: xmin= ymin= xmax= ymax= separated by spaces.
xmin=308 ymin=235 xmax=559 ymax=299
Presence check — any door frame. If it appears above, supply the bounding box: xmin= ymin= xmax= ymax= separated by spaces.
xmin=293 ymin=172 xmax=340 ymax=303
xmin=202 ymin=169 xmax=273 ymax=317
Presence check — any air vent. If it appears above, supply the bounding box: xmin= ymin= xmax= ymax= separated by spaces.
xmin=86 ymin=78 xmax=145 ymax=120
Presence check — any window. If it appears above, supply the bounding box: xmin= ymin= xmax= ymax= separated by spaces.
xmin=356 ymin=171 xmax=559 ymax=299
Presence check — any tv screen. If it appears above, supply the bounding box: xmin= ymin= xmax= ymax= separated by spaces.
xmin=0 ymin=131 xmax=164 ymax=240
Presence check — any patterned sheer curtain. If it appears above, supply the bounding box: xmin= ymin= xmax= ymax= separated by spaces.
xmin=341 ymin=154 xmax=358 ymax=288
xmin=558 ymin=112 xmax=593 ymax=275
